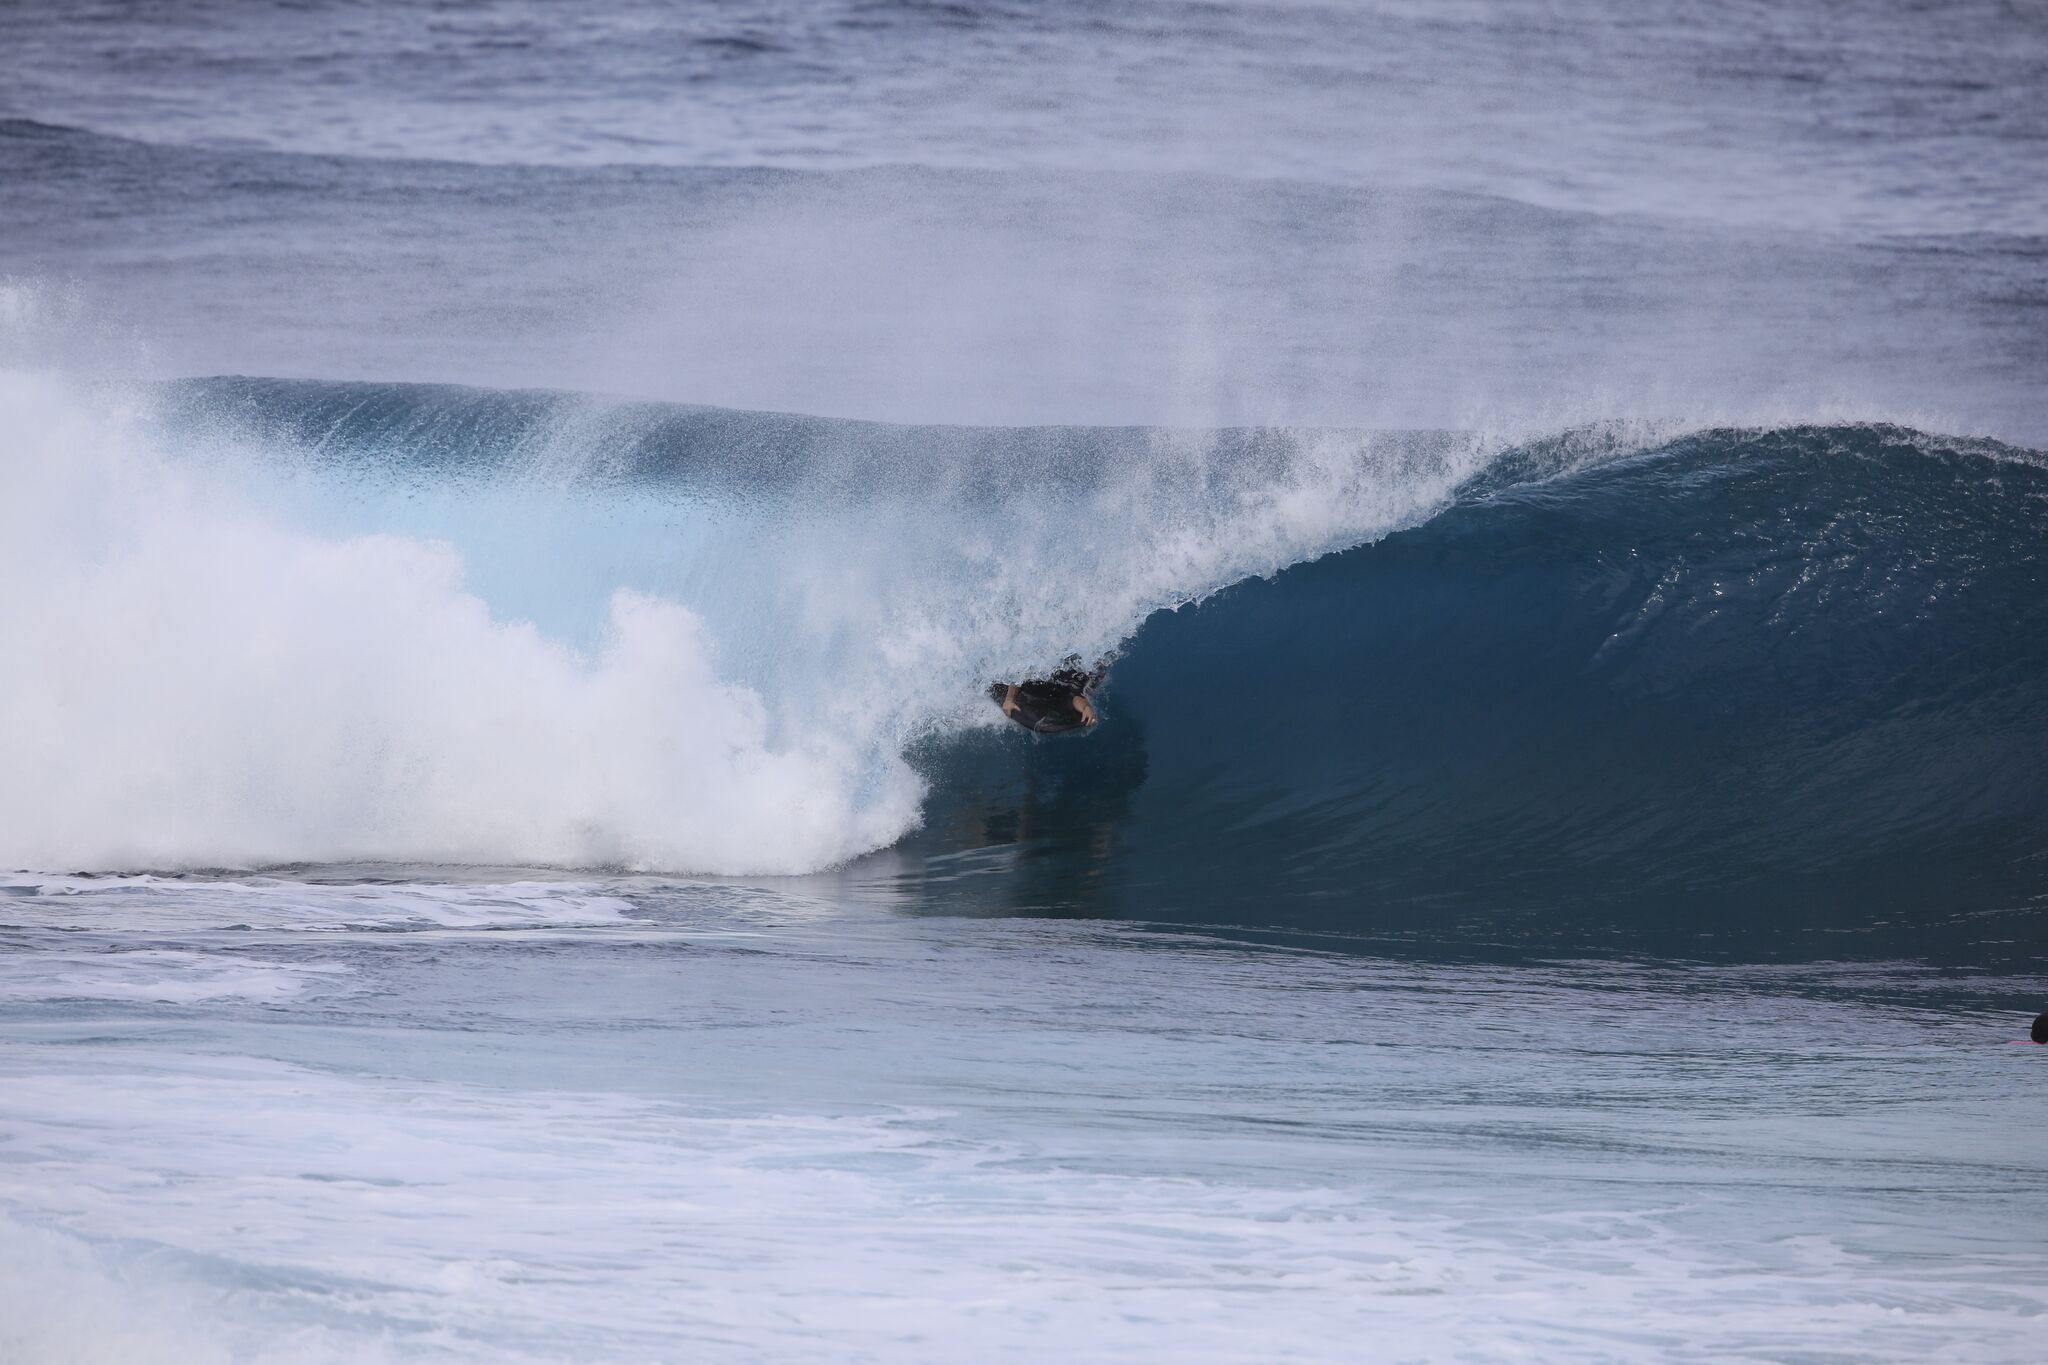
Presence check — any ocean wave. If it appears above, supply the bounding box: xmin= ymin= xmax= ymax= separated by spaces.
xmin=893 ymin=423 xmax=2048 ymax=957
xmin=6 ymin=369 xmax=2044 ymax=961
xmin=1 ymin=369 xmax=1480 ymax=875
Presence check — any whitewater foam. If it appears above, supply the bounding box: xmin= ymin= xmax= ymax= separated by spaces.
xmin=3 ymin=887 xmax=2044 ymax=1364
xmin=0 ymin=368 xmax=920 ymax=874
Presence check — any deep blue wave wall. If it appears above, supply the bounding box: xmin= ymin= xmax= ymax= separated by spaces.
xmin=896 ymin=427 xmax=2048 ymax=962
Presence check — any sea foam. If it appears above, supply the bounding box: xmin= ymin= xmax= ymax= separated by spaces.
xmin=0 ymin=368 xmax=920 ymax=873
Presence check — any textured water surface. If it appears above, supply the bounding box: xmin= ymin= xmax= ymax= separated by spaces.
xmin=4 ymin=2 xmax=2047 ymax=1360
xmin=3 ymin=874 xmax=2045 ymax=1363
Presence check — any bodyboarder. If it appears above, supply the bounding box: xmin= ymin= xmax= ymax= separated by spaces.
xmin=989 ymin=657 xmax=1108 ymax=735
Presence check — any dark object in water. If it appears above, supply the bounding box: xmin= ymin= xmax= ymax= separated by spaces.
xmin=990 ymin=657 xmax=1109 ymax=735
xmin=2033 ymin=1012 xmax=2048 ymax=1045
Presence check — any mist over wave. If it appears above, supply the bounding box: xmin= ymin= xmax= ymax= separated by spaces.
xmin=6 ymin=115 xmax=2043 ymax=443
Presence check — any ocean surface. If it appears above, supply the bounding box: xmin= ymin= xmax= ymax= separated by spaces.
xmin=3 ymin=2 xmax=2047 ymax=1361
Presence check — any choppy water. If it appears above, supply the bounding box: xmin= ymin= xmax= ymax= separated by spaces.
xmin=5 ymin=873 xmax=2046 ymax=1363
xmin=4 ymin=2 xmax=2047 ymax=1361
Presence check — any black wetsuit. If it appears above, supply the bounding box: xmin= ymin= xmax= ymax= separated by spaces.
xmin=990 ymin=666 xmax=1103 ymax=735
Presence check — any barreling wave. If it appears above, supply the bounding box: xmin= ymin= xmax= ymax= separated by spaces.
xmin=3 ymin=371 xmax=1483 ymax=875
xmin=8 ymin=371 xmax=2046 ymax=957
xmin=889 ymin=425 xmax=2048 ymax=960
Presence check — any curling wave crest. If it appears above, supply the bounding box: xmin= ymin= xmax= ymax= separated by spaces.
xmin=7 ymin=370 xmax=2045 ymax=960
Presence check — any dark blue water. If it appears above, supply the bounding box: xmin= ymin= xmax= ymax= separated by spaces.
xmin=905 ymin=426 xmax=2048 ymax=962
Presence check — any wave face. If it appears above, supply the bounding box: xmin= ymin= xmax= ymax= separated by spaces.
xmin=892 ymin=426 xmax=2048 ymax=961
xmin=7 ymin=372 xmax=2045 ymax=959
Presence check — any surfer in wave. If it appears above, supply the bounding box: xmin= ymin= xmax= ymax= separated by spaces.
xmin=990 ymin=657 xmax=1108 ymax=735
